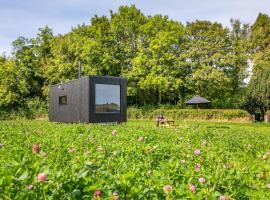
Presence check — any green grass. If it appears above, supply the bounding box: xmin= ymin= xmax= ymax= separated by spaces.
xmin=0 ymin=120 xmax=270 ymax=199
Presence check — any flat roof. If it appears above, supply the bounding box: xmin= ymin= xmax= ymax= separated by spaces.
xmin=51 ymin=76 xmax=126 ymax=87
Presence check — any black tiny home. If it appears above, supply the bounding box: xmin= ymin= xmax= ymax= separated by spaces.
xmin=49 ymin=76 xmax=127 ymax=123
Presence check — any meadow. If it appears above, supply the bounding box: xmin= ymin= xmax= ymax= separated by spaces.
xmin=0 ymin=120 xmax=270 ymax=199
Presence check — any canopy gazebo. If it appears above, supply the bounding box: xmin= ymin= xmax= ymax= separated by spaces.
xmin=185 ymin=96 xmax=211 ymax=108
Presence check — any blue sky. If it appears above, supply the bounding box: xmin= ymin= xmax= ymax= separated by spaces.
xmin=1 ymin=0 xmax=270 ymax=55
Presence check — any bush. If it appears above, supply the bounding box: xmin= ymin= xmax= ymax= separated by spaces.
xmin=128 ymin=106 xmax=250 ymax=121
xmin=0 ymin=98 xmax=48 ymax=120
xmin=0 ymin=101 xmax=250 ymax=122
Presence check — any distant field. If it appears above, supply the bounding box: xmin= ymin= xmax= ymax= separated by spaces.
xmin=0 ymin=120 xmax=270 ymax=199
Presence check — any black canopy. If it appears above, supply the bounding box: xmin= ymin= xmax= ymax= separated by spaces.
xmin=185 ymin=96 xmax=211 ymax=105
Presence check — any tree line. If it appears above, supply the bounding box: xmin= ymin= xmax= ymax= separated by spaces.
xmin=0 ymin=5 xmax=270 ymax=116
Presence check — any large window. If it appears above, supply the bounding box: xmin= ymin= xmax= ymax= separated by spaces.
xmin=95 ymin=84 xmax=120 ymax=113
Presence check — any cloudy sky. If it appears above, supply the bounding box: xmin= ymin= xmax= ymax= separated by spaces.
xmin=1 ymin=0 xmax=270 ymax=55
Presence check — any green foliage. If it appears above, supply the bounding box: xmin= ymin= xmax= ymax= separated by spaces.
xmin=128 ymin=106 xmax=250 ymax=121
xmin=1 ymin=6 xmax=270 ymax=112
xmin=185 ymin=20 xmax=249 ymax=106
xmin=0 ymin=56 xmax=21 ymax=107
xmin=191 ymin=66 xmax=231 ymax=105
xmin=245 ymin=13 xmax=270 ymax=118
xmin=241 ymin=95 xmax=265 ymax=116
xmin=1 ymin=120 xmax=270 ymax=199
xmin=128 ymin=15 xmax=185 ymax=104
xmin=251 ymin=13 xmax=270 ymax=51
xmin=0 ymin=98 xmax=48 ymax=120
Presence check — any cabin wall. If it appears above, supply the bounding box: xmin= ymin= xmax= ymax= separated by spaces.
xmin=49 ymin=77 xmax=89 ymax=123
xmin=49 ymin=76 xmax=127 ymax=123
xmin=79 ymin=77 xmax=90 ymax=122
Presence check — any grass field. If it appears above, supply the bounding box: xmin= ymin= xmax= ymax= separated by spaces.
xmin=0 ymin=120 xmax=270 ymax=199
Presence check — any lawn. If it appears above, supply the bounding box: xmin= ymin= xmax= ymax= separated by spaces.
xmin=0 ymin=120 xmax=270 ymax=199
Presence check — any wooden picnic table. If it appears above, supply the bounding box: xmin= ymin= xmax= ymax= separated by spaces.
xmin=157 ymin=119 xmax=176 ymax=127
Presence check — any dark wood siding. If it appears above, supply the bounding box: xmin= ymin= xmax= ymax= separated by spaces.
xmin=49 ymin=76 xmax=126 ymax=123
xmin=79 ymin=77 xmax=90 ymax=122
xmin=49 ymin=77 xmax=89 ymax=123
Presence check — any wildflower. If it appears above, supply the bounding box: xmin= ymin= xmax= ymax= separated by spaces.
xmin=86 ymin=135 xmax=92 ymax=142
xmin=195 ymin=163 xmax=201 ymax=172
xmin=163 ymin=185 xmax=173 ymax=194
xmin=138 ymin=136 xmax=144 ymax=141
xmin=112 ymin=130 xmax=117 ymax=136
xmin=199 ymin=177 xmax=205 ymax=183
xmin=94 ymin=189 xmax=102 ymax=198
xmin=181 ymin=160 xmax=186 ymax=164
xmin=219 ymin=195 xmax=229 ymax=200
xmin=201 ymin=140 xmax=207 ymax=146
xmin=37 ymin=173 xmax=47 ymax=182
xmin=194 ymin=149 xmax=201 ymax=155
xmin=263 ymin=154 xmax=268 ymax=160
xmin=188 ymin=184 xmax=196 ymax=193
xmin=112 ymin=151 xmax=118 ymax=156
xmin=267 ymin=183 xmax=270 ymax=189
xmin=85 ymin=149 xmax=90 ymax=156
xmin=97 ymin=146 xmax=103 ymax=152
xmin=32 ymin=144 xmax=39 ymax=153
xmin=27 ymin=184 xmax=34 ymax=190
xmin=152 ymin=145 xmax=158 ymax=150
xmin=41 ymin=152 xmax=46 ymax=158
xmin=68 ymin=147 xmax=76 ymax=153
xmin=251 ymin=184 xmax=258 ymax=189
xmin=109 ymin=192 xmax=119 ymax=200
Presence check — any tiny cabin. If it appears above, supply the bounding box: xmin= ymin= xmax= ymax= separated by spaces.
xmin=49 ymin=76 xmax=127 ymax=123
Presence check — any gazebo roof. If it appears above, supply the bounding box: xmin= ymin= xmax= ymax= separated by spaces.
xmin=185 ymin=96 xmax=211 ymax=104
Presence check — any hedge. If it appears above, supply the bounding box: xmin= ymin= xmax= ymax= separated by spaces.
xmin=0 ymin=98 xmax=48 ymax=120
xmin=128 ymin=107 xmax=251 ymax=121
xmin=0 ymin=102 xmax=250 ymax=122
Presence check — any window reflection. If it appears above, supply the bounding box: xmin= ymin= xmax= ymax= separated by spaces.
xmin=95 ymin=84 xmax=120 ymax=113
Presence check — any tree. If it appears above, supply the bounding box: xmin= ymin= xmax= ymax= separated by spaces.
xmin=245 ymin=13 xmax=270 ymax=118
xmin=0 ymin=56 xmax=21 ymax=107
xmin=2 ymin=5 xmax=265 ymax=110
xmin=251 ymin=13 xmax=270 ymax=52
xmin=184 ymin=20 xmax=250 ymax=107
xmin=128 ymin=15 xmax=185 ymax=104
xmin=191 ymin=65 xmax=231 ymax=106
xmin=247 ymin=49 xmax=270 ymax=117
xmin=12 ymin=37 xmax=41 ymax=98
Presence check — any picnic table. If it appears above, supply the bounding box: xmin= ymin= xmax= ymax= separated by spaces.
xmin=156 ymin=119 xmax=179 ymax=128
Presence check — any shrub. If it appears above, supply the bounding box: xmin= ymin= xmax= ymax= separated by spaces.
xmin=0 ymin=98 xmax=48 ymax=120
xmin=128 ymin=106 xmax=250 ymax=121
